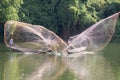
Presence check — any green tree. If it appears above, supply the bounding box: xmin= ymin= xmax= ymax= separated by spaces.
xmin=0 ymin=0 xmax=23 ymax=42
xmin=19 ymin=0 xmax=58 ymax=32
xmin=0 ymin=0 xmax=23 ymax=23
xmin=19 ymin=0 xmax=120 ymax=40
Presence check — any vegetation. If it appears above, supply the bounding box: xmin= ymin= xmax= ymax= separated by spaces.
xmin=0 ymin=0 xmax=23 ymax=41
xmin=0 ymin=0 xmax=120 ymax=41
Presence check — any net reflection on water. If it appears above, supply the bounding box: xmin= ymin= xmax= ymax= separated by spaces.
xmin=3 ymin=52 xmax=115 ymax=80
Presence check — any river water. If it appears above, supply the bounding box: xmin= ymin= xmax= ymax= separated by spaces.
xmin=0 ymin=43 xmax=120 ymax=80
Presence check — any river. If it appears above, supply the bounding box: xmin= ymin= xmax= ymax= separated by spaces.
xmin=0 ymin=43 xmax=120 ymax=80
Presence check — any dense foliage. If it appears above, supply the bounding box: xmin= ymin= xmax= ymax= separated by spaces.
xmin=0 ymin=0 xmax=120 ymax=41
xmin=0 ymin=0 xmax=23 ymax=22
xmin=0 ymin=0 xmax=23 ymax=41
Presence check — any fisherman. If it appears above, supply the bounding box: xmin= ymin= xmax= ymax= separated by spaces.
xmin=9 ymin=34 xmax=14 ymax=47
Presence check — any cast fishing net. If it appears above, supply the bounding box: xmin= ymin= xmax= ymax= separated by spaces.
xmin=64 ymin=12 xmax=119 ymax=53
xmin=4 ymin=21 xmax=67 ymax=53
xmin=4 ymin=12 xmax=119 ymax=54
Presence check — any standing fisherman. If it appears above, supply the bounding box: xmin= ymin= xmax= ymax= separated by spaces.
xmin=9 ymin=34 xmax=14 ymax=47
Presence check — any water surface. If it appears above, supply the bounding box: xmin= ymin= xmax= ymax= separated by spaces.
xmin=0 ymin=43 xmax=120 ymax=80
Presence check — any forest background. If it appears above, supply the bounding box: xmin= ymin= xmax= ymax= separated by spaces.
xmin=0 ymin=0 xmax=120 ymax=42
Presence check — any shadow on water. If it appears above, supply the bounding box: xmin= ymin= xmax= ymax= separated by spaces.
xmin=0 ymin=43 xmax=120 ymax=80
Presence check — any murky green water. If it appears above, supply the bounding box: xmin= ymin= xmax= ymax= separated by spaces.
xmin=0 ymin=43 xmax=120 ymax=80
